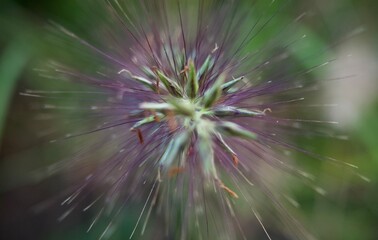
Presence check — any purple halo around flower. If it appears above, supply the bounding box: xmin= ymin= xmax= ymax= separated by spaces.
xmin=23 ymin=0 xmax=361 ymax=239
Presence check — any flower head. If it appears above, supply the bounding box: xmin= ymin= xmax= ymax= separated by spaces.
xmin=27 ymin=0 xmax=359 ymax=239
xmin=124 ymin=49 xmax=266 ymax=191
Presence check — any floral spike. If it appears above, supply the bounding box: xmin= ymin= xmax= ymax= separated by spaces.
xmin=30 ymin=1 xmax=350 ymax=239
xmin=186 ymin=59 xmax=198 ymax=99
xmin=176 ymin=51 xmax=186 ymax=73
xmin=130 ymin=113 xmax=164 ymax=131
xmin=141 ymin=66 xmax=156 ymax=79
xmin=216 ymin=121 xmax=257 ymax=140
xmin=212 ymin=106 xmax=265 ymax=117
xmin=221 ymin=76 xmax=244 ymax=92
xmin=154 ymin=69 xmax=183 ymax=97
xmin=197 ymin=56 xmax=214 ymax=80
xmin=202 ymin=73 xmax=226 ymax=108
xmin=118 ymin=69 xmax=156 ymax=91
xmin=139 ymin=102 xmax=173 ymax=112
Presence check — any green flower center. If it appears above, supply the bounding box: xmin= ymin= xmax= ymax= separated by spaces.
xmin=120 ymin=56 xmax=266 ymax=197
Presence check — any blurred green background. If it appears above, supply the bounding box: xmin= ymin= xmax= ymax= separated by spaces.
xmin=1 ymin=0 xmax=378 ymax=239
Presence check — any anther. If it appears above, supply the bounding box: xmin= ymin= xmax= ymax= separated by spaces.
xmin=219 ymin=182 xmax=239 ymax=199
xmin=232 ymin=154 xmax=239 ymax=167
xmin=133 ymin=128 xmax=144 ymax=144
xmin=151 ymin=66 xmax=161 ymax=94
xmin=151 ymin=66 xmax=158 ymax=73
xmin=155 ymin=79 xmax=160 ymax=94
xmin=168 ymin=167 xmax=185 ymax=177
xmin=151 ymin=110 xmax=160 ymax=122
xmin=180 ymin=65 xmax=189 ymax=75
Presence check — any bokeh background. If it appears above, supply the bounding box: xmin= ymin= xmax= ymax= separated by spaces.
xmin=1 ymin=0 xmax=378 ymax=239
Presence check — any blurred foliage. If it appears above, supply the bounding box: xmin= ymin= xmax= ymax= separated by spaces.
xmin=0 ymin=40 xmax=31 ymax=140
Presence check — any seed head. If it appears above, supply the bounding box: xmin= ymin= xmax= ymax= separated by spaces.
xmin=26 ymin=0 xmax=360 ymax=239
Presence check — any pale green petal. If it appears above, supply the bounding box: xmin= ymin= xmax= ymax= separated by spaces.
xmin=216 ymin=121 xmax=257 ymax=140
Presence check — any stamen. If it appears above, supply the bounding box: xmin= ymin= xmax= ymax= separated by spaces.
xmin=263 ymin=108 xmax=272 ymax=114
xmin=133 ymin=128 xmax=144 ymax=144
xmin=151 ymin=110 xmax=160 ymax=122
xmin=180 ymin=65 xmax=189 ymax=75
xmin=219 ymin=181 xmax=239 ymax=199
xmin=151 ymin=66 xmax=158 ymax=73
xmin=156 ymin=79 xmax=160 ymax=94
xmin=232 ymin=154 xmax=239 ymax=167
xmin=151 ymin=66 xmax=160 ymax=94
xmin=211 ymin=43 xmax=219 ymax=53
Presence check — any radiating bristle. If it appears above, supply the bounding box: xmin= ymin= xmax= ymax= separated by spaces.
xmin=23 ymin=0 xmax=357 ymax=239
